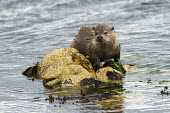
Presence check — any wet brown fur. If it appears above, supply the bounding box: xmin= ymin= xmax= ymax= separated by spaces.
xmin=71 ymin=24 xmax=121 ymax=70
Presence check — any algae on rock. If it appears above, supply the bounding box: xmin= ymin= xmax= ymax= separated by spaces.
xmin=23 ymin=48 xmax=131 ymax=88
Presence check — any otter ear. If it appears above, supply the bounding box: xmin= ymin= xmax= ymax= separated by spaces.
xmin=111 ymin=26 xmax=114 ymax=30
xmin=92 ymin=26 xmax=95 ymax=30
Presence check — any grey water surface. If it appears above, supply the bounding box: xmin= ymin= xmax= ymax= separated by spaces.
xmin=0 ymin=0 xmax=170 ymax=113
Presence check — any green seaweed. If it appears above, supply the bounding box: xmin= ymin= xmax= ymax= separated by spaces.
xmin=154 ymin=85 xmax=165 ymax=87
xmin=124 ymin=90 xmax=133 ymax=93
xmin=103 ymin=61 xmax=126 ymax=74
xmin=103 ymin=89 xmax=123 ymax=95
xmin=157 ymin=86 xmax=170 ymax=96
xmin=111 ymin=89 xmax=123 ymax=95
xmin=158 ymin=80 xmax=170 ymax=84
xmin=147 ymin=78 xmax=152 ymax=84
xmin=149 ymin=69 xmax=161 ymax=74
xmin=159 ymin=80 xmax=170 ymax=82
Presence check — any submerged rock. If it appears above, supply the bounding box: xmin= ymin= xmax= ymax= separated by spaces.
xmin=23 ymin=48 xmax=132 ymax=88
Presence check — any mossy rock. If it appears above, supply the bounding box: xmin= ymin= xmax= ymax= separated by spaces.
xmin=103 ymin=61 xmax=126 ymax=75
xmin=43 ymin=65 xmax=94 ymax=88
xmin=37 ymin=48 xmax=93 ymax=78
xmin=23 ymin=48 xmax=132 ymax=88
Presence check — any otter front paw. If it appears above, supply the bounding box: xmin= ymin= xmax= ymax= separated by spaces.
xmin=114 ymin=58 xmax=122 ymax=65
xmin=93 ymin=64 xmax=101 ymax=72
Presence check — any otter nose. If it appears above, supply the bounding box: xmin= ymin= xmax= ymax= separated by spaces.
xmin=97 ymin=36 xmax=103 ymax=42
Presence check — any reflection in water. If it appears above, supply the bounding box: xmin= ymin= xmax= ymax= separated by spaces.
xmin=44 ymin=85 xmax=125 ymax=112
xmin=96 ymin=95 xmax=124 ymax=113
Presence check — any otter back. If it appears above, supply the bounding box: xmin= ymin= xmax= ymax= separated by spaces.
xmin=71 ymin=26 xmax=94 ymax=56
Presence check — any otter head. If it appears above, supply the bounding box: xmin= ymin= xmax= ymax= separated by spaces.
xmin=92 ymin=24 xmax=116 ymax=44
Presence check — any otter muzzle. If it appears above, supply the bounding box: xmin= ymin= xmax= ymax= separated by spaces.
xmin=97 ymin=36 xmax=103 ymax=42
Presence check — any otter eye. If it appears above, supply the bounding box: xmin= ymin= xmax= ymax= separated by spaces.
xmin=104 ymin=31 xmax=108 ymax=35
xmin=92 ymin=26 xmax=95 ymax=30
xmin=95 ymin=31 xmax=99 ymax=35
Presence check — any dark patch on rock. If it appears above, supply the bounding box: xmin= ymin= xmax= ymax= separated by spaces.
xmin=22 ymin=62 xmax=39 ymax=78
xmin=106 ymin=71 xmax=124 ymax=80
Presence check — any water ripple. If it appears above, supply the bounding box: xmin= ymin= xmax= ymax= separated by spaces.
xmin=0 ymin=0 xmax=170 ymax=113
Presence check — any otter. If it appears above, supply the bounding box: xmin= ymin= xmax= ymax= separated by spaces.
xmin=70 ymin=24 xmax=121 ymax=71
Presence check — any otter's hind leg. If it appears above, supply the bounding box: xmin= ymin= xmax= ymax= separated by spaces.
xmin=114 ymin=57 xmax=121 ymax=64
xmin=113 ymin=51 xmax=122 ymax=64
xmin=114 ymin=44 xmax=121 ymax=64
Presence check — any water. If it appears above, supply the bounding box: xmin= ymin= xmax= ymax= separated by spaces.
xmin=0 ymin=0 xmax=170 ymax=112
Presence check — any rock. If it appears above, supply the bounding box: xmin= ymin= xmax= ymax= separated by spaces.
xmin=23 ymin=48 xmax=128 ymax=88
xmin=38 ymin=48 xmax=93 ymax=77
xmin=43 ymin=65 xmax=94 ymax=88
xmin=96 ymin=67 xmax=124 ymax=82
xmin=123 ymin=64 xmax=137 ymax=71
xmin=22 ymin=62 xmax=40 ymax=78
xmin=102 ymin=61 xmax=126 ymax=75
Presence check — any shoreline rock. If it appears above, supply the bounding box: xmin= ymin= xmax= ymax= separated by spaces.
xmin=23 ymin=48 xmax=134 ymax=88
